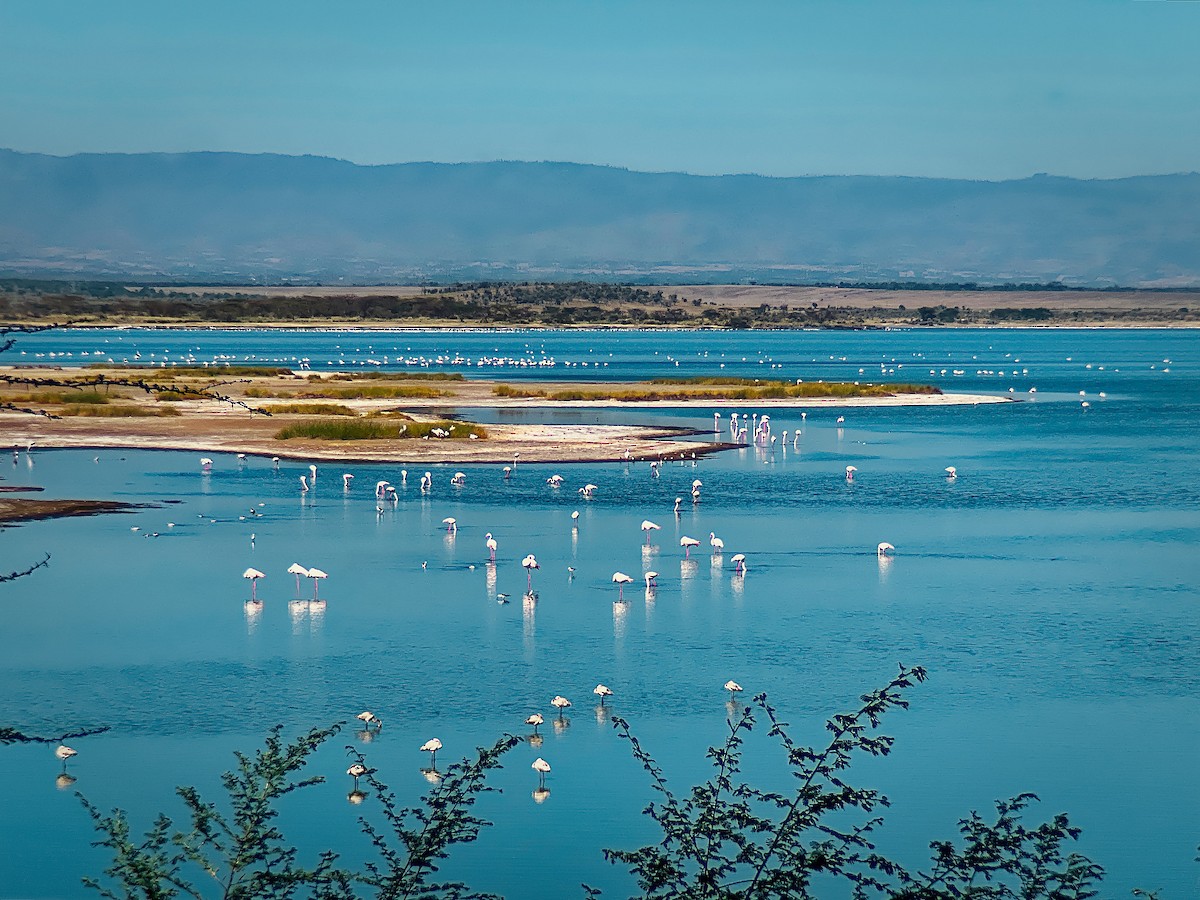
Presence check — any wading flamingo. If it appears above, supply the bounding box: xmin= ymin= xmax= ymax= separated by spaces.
xmin=242 ymin=567 xmax=265 ymax=600
xmin=485 ymin=532 xmax=498 ymax=561
xmin=680 ymin=536 xmax=701 ymax=558
xmin=612 ymin=572 xmax=633 ymax=599
xmin=641 ymin=520 xmax=661 ymax=543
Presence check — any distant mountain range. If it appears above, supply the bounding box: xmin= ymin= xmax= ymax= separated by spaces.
xmin=1 ymin=149 xmax=1197 ymax=286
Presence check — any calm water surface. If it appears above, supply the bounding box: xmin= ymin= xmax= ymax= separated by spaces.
xmin=1 ymin=329 xmax=1197 ymax=897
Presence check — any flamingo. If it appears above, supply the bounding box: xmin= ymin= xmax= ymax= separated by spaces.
xmin=845 ymin=465 xmax=857 ymax=481
xmin=442 ymin=517 xmax=457 ymax=534
xmin=420 ymin=471 xmax=432 ymax=492
xmin=401 ymin=469 xmax=408 ymax=484
xmin=200 ymin=457 xmax=213 ymax=471
xmin=593 ymin=684 xmax=614 ymax=706
xmin=522 ymin=554 xmax=540 ymax=588
xmin=343 ymin=473 xmax=354 ymax=489
xmin=375 ymin=480 xmax=390 ymax=498
xmin=680 ymin=536 xmax=701 ymax=558
xmin=571 ymin=511 xmax=580 ymax=527
xmin=546 ymin=474 xmax=564 ymax=486
xmin=532 ymin=757 xmax=551 ymax=787
xmin=299 ymin=475 xmax=309 ymax=493
xmin=287 ymin=562 xmax=309 ymax=595
xmin=644 ymin=571 xmax=658 ymax=589
xmin=55 ymin=745 xmax=77 ymax=770
xmin=713 ymin=412 xmax=721 ymax=432
xmin=945 ymin=466 xmax=958 ymax=479
xmin=877 ymin=542 xmax=895 ymax=557
xmin=503 ymin=466 xmax=512 ymax=479
xmin=451 ymin=471 xmax=466 ymax=486
xmin=724 ymin=680 xmax=743 ymax=699
xmin=579 ymin=483 xmax=598 ymax=499
xmin=612 ymin=572 xmax=634 ymax=599
xmin=356 ymin=711 xmax=381 ymax=730
xmin=242 ymin=567 xmax=265 ymax=600
xmin=641 ymin=520 xmax=661 ymax=543
xmin=307 ymin=567 xmax=328 ymax=599
xmin=347 ymin=762 xmax=368 ymax=790
xmin=836 ymin=415 xmax=845 ymax=426
xmin=730 ymin=553 xmax=747 ymax=574
xmin=525 ymin=713 xmax=544 ymax=734
xmin=551 ymin=695 xmax=571 ymax=718
xmin=674 ymin=497 xmax=683 ymax=515
xmin=485 ymin=532 xmax=498 ymax=561
xmin=709 ymin=532 xmax=724 ymax=554
xmin=309 ymin=464 xmax=318 ymax=482
xmin=420 ymin=738 xmax=442 ymax=767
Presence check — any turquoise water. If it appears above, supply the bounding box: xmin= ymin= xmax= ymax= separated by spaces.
xmin=1 ymin=328 xmax=1198 ymax=897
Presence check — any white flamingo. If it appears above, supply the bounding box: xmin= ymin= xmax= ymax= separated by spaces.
xmin=242 ymin=567 xmax=265 ymax=600
xmin=307 ymin=567 xmax=328 ymax=599
xmin=287 ymin=562 xmax=309 ymax=594
xmin=299 ymin=475 xmax=309 ymax=493
xmin=200 ymin=457 xmax=213 ymax=471
xmin=55 ymin=744 xmax=77 ymax=770
xmin=641 ymin=520 xmax=661 ymax=543
xmin=644 ymin=571 xmax=658 ymax=588
xmin=525 ymin=713 xmax=544 ymax=734
xmin=442 ymin=517 xmax=457 ymax=534
xmin=451 ymin=472 xmax=466 ymax=486
xmin=420 ymin=738 xmax=442 ymax=766
xmin=343 ymin=473 xmax=354 ymax=489
xmin=532 ymin=757 xmax=551 ymax=787
xmin=420 ymin=471 xmax=432 ymax=492
xmin=724 ymin=680 xmax=743 ymax=699
xmin=612 ymin=572 xmax=634 ymax=599
xmin=877 ymin=542 xmax=895 ymax=557
xmin=356 ymin=711 xmax=381 ymax=730
xmin=522 ymin=554 xmax=540 ymax=588
xmin=551 ymin=695 xmax=571 ymax=718
xmin=730 ymin=553 xmax=747 ymax=574
xmin=674 ymin=497 xmax=683 ymax=515
xmin=945 ymin=466 xmax=958 ymax=479
xmin=485 ymin=532 xmax=498 ymax=561
xmin=347 ymin=762 xmax=368 ymax=790
xmin=845 ymin=465 xmax=857 ymax=481
xmin=570 ymin=511 xmax=580 ymax=527
xmin=680 ymin=536 xmax=701 ymax=558
xmin=709 ymin=532 xmax=724 ymax=554
xmin=593 ymin=684 xmax=614 ymax=705
xmin=309 ymin=464 xmax=318 ymax=481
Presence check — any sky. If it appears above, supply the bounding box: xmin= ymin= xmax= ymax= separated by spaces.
xmin=1 ymin=0 xmax=1197 ymax=180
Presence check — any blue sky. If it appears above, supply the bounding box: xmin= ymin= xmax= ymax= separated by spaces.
xmin=2 ymin=0 xmax=1196 ymax=179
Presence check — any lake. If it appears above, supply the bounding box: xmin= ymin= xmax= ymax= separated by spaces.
xmin=1 ymin=327 xmax=1197 ymax=897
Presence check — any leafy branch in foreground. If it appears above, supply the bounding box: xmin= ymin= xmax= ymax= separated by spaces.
xmin=0 ymin=551 xmax=51 ymax=583
xmin=599 ymin=664 xmax=1103 ymax=899
xmin=0 ymin=722 xmax=109 ymax=745
xmin=349 ymin=734 xmax=521 ymax=899
xmin=80 ymin=726 xmax=521 ymax=900
xmin=81 ymin=724 xmax=347 ymax=900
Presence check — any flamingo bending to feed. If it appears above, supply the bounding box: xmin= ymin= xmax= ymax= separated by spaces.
xmin=485 ymin=532 xmax=498 ymax=561
xmin=593 ymin=684 xmax=613 ymax=705
xmin=680 ymin=536 xmax=701 ymax=558
xmin=730 ymin=553 xmax=747 ymax=574
xmin=200 ymin=457 xmax=213 ymax=471
xmin=551 ymin=695 xmax=572 ymax=718
xmin=612 ymin=572 xmax=634 ymax=599
xmin=356 ymin=711 xmax=382 ymax=730
xmin=242 ymin=567 xmax=265 ymax=600
xmin=709 ymin=532 xmax=724 ymax=554
xmin=532 ymin=757 xmax=551 ymax=787
xmin=307 ymin=567 xmax=328 ymax=599
xmin=877 ymin=542 xmax=895 ymax=557
xmin=343 ymin=473 xmax=354 ymax=489
xmin=546 ymin=474 xmax=564 ymax=486
xmin=442 ymin=517 xmax=457 ymax=534
xmin=845 ymin=465 xmax=857 ymax=481
xmin=579 ymin=483 xmax=598 ymax=499
xmin=525 ymin=713 xmax=544 ymax=734
xmin=644 ymin=571 xmax=659 ymax=588
xmin=641 ymin=520 xmax=661 ymax=543
xmin=451 ymin=471 xmax=466 ymax=486
xmin=522 ymin=554 xmax=540 ymax=588
xmin=724 ymin=680 xmax=743 ymax=699
xmin=945 ymin=466 xmax=958 ymax=479
xmin=420 ymin=738 xmax=442 ymax=766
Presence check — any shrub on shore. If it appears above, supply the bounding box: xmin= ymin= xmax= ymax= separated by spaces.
xmin=60 ymin=404 xmax=181 ymax=417
xmin=273 ymin=418 xmax=487 ymax=440
xmin=267 ymin=402 xmax=359 ymax=416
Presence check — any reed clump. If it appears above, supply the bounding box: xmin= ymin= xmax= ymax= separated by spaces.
xmin=267 ymin=402 xmax=358 ymax=416
xmin=60 ymin=404 xmax=181 ymax=417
